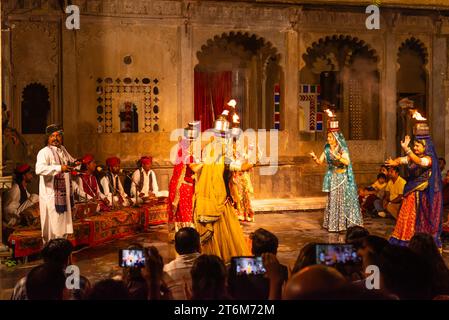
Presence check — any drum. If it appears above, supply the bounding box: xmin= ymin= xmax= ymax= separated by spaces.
xmin=19 ymin=203 xmax=40 ymax=227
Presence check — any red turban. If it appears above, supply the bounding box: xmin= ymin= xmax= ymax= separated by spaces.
xmin=106 ymin=157 xmax=121 ymax=167
xmin=15 ymin=164 xmax=31 ymax=174
xmin=81 ymin=154 xmax=94 ymax=165
xmin=140 ymin=156 xmax=152 ymax=165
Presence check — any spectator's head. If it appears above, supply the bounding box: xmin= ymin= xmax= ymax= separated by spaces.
xmin=292 ymin=243 xmax=317 ymax=275
xmin=379 ymin=165 xmax=388 ymax=176
xmin=345 ymin=226 xmax=369 ymax=250
xmin=409 ymin=233 xmax=440 ymax=259
xmin=357 ymin=235 xmax=389 ymax=269
xmin=250 ymin=228 xmax=279 ymax=256
xmin=175 ymin=227 xmax=201 ymax=255
xmin=284 ymin=265 xmax=346 ymax=300
xmin=439 ymin=158 xmax=446 ymax=172
xmin=41 ymin=238 xmax=74 ymax=268
xmin=409 ymin=233 xmax=449 ymax=294
xmin=14 ymin=164 xmax=33 ymax=184
xmin=191 ymin=255 xmax=228 ymax=300
xmin=379 ymin=244 xmax=431 ymax=299
xmin=88 ymin=279 xmax=130 ymax=300
xmin=68 ymin=275 xmax=92 ymax=300
xmin=387 ymin=166 xmax=400 ymax=180
xmin=377 ymin=173 xmax=387 ymax=184
xmin=26 ymin=263 xmax=67 ymax=300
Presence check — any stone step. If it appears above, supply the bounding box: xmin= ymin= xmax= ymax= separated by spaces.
xmin=252 ymin=197 xmax=327 ymax=213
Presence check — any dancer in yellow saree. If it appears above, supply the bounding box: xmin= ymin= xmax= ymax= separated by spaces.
xmin=194 ymin=136 xmax=250 ymax=263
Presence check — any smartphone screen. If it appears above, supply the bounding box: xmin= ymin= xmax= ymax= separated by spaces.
xmin=315 ymin=243 xmax=360 ymax=267
xmin=119 ymin=249 xmax=145 ymax=268
xmin=231 ymin=256 xmax=266 ymax=276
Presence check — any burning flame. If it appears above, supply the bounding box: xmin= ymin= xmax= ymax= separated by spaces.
xmin=412 ymin=111 xmax=427 ymax=121
xmin=233 ymin=113 xmax=240 ymax=123
xmin=324 ymin=109 xmax=335 ymax=117
xmin=227 ymin=99 xmax=237 ymax=108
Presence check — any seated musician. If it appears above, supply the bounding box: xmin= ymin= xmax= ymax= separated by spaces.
xmin=130 ymin=156 xmax=168 ymax=204
xmin=2 ymin=164 xmax=39 ymax=227
xmin=73 ymin=154 xmax=109 ymax=212
xmin=99 ymin=156 xmax=131 ymax=207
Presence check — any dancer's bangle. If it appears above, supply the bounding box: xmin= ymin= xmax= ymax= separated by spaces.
xmin=406 ymin=148 xmax=412 ymax=155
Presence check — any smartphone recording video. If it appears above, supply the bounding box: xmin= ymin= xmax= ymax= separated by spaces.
xmin=231 ymin=256 xmax=266 ymax=276
xmin=315 ymin=243 xmax=360 ymax=267
xmin=119 ymin=249 xmax=145 ymax=268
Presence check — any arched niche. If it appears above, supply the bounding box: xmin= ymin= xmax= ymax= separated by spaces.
xmin=194 ymin=31 xmax=283 ymax=131
xmin=300 ymin=35 xmax=380 ymax=140
xmin=21 ymin=83 xmax=50 ymax=134
xmin=396 ymin=37 xmax=429 ymax=148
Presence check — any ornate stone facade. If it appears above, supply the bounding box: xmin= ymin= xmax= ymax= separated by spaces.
xmin=2 ymin=0 xmax=448 ymax=196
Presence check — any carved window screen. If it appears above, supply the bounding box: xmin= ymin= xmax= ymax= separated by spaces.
xmin=95 ymin=77 xmax=160 ymax=133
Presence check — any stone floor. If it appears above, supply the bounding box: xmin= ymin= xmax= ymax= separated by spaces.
xmin=1 ymin=210 xmax=448 ymax=299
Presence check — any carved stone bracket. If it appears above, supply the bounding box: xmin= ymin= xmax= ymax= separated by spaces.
xmin=188 ymin=2 xmax=295 ymax=28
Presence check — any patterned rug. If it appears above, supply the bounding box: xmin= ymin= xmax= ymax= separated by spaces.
xmin=8 ymin=202 xmax=168 ymax=258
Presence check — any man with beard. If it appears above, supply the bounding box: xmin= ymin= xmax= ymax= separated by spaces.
xmin=36 ymin=124 xmax=79 ymax=243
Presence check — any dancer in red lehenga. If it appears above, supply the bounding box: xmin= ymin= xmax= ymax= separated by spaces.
xmin=167 ymin=124 xmax=202 ymax=241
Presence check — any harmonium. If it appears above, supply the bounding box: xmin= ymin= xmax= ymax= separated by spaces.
xmin=73 ymin=201 xmax=98 ymax=221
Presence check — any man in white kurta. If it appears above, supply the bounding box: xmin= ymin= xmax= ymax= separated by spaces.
xmin=72 ymin=154 xmax=109 ymax=212
xmin=36 ymin=125 xmax=78 ymax=243
xmin=100 ymin=156 xmax=131 ymax=207
xmin=130 ymin=156 xmax=167 ymax=203
xmin=3 ymin=164 xmax=38 ymax=227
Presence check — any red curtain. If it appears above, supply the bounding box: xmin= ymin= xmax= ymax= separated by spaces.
xmin=194 ymin=71 xmax=232 ymax=131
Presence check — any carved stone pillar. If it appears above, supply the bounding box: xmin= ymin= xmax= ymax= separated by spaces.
xmin=179 ymin=18 xmax=194 ymax=128
xmin=284 ymin=28 xmax=299 ymax=137
xmin=0 ymin=0 xmax=13 ymax=253
xmin=61 ymin=23 xmax=79 ymax=155
xmin=432 ymin=34 xmax=447 ymax=157
xmin=434 ymin=19 xmax=449 ymax=162
xmin=384 ymin=21 xmax=397 ymax=158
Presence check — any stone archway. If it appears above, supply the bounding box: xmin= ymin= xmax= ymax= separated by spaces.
xmin=300 ymin=35 xmax=380 ymax=140
xmin=195 ymin=32 xmax=282 ymax=131
xmin=397 ymin=37 xmax=428 ymax=114
xmin=396 ymin=37 xmax=429 ymax=153
xmin=21 ymin=83 xmax=50 ymax=134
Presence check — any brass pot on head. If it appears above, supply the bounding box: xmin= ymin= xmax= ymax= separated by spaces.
xmin=213 ymin=115 xmax=230 ymax=133
xmin=184 ymin=121 xmax=200 ymax=140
